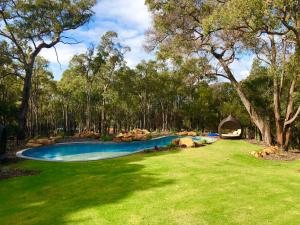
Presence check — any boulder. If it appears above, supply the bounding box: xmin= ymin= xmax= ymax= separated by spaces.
xmin=50 ymin=135 xmax=63 ymax=141
xmin=263 ymin=148 xmax=273 ymax=155
xmin=132 ymin=133 xmax=148 ymax=141
xmin=123 ymin=133 xmax=132 ymax=138
xmin=171 ymin=138 xmax=180 ymax=146
xmin=121 ymin=137 xmax=132 ymax=142
xmin=26 ymin=142 xmax=43 ymax=148
xmin=141 ymin=129 xmax=150 ymax=134
xmin=250 ymin=151 xmax=264 ymax=158
xmin=131 ymin=129 xmax=140 ymax=134
xmin=116 ymin=133 xmax=124 ymax=138
xmin=112 ymin=137 xmax=122 ymax=143
xmin=177 ymin=131 xmax=188 ymax=136
xmin=36 ymin=138 xmax=55 ymax=145
xmin=260 ymin=152 xmax=267 ymax=158
xmin=74 ymin=131 xmax=100 ymax=139
xmin=26 ymin=138 xmax=56 ymax=147
xmin=187 ymin=131 xmax=197 ymax=136
xmin=178 ymin=137 xmax=195 ymax=148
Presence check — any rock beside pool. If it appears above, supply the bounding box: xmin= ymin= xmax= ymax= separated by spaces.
xmin=73 ymin=131 xmax=100 ymax=139
xmin=176 ymin=131 xmax=197 ymax=136
xmin=121 ymin=136 xmax=133 ymax=142
xmin=26 ymin=138 xmax=56 ymax=147
xmin=178 ymin=137 xmax=195 ymax=148
xmin=171 ymin=138 xmax=180 ymax=146
xmin=176 ymin=131 xmax=188 ymax=136
xmin=132 ymin=133 xmax=148 ymax=141
xmin=172 ymin=137 xmax=207 ymax=148
xmin=26 ymin=142 xmax=43 ymax=148
xmin=113 ymin=129 xmax=151 ymax=142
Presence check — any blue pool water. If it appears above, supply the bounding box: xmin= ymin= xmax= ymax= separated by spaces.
xmin=17 ymin=136 xmax=216 ymax=162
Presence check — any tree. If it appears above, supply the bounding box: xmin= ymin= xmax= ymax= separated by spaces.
xmin=28 ymin=57 xmax=56 ymax=137
xmin=95 ymin=31 xmax=130 ymax=133
xmin=145 ymin=0 xmax=300 ymax=147
xmin=68 ymin=46 xmax=104 ymax=131
xmin=209 ymin=0 xmax=300 ymax=149
xmin=0 ymin=0 xmax=95 ymax=139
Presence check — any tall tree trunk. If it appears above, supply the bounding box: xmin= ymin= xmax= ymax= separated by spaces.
xmin=101 ymin=98 xmax=105 ymax=134
xmin=18 ymin=70 xmax=32 ymax=140
xmin=283 ymin=78 xmax=300 ymax=150
xmin=86 ymin=81 xmax=91 ymax=131
xmin=218 ymin=59 xmax=272 ymax=145
xmin=86 ymin=91 xmax=91 ymax=131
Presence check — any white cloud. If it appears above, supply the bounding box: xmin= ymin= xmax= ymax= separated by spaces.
xmin=239 ymin=70 xmax=250 ymax=80
xmin=40 ymin=42 xmax=87 ymax=65
xmin=93 ymin=0 xmax=152 ymax=30
xmin=43 ymin=0 xmax=153 ymax=79
xmin=230 ymin=54 xmax=254 ymax=81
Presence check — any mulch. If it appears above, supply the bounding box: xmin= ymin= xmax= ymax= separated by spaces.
xmin=247 ymin=139 xmax=300 ymax=161
xmin=1 ymin=140 xmax=40 ymax=180
xmin=0 ymin=167 xmax=40 ymax=180
xmin=263 ymin=149 xmax=300 ymax=161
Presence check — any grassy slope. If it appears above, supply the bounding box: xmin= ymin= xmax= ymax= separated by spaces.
xmin=1 ymin=140 xmax=300 ymax=225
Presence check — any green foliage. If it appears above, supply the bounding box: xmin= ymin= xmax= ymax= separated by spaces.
xmin=100 ymin=134 xmax=113 ymax=142
xmin=200 ymin=139 xmax=208 ymax=144
xmin=166 ymin=143 xmax=177 ymax=148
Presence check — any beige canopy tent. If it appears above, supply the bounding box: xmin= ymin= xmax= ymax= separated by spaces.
xmin=218 ymin=115 xmax=243 ymax=139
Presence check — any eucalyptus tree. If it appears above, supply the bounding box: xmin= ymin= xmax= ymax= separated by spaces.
xmin=145 ymin=0 xmax=300 ymax=147
xmin=95 ymin=31 xmax=130 ymax=133
xmin=208 ymin=0 xmax=300 ymax=149
xmin=68 ymin=46 xmax=104 ymax=131
xmin=28 ymin=57 xmax=55 ymax=136
xmin=58 ymin=68 xmax=86 ymax=134
xmin=0 ymin=0 xmax=95 ymax=139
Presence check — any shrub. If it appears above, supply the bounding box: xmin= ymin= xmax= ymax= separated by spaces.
xmin=167 ymin=143 xmax=177 ymax=148
xmin=100 ymin=134 xmax=113 ymax=142
xmin=201 ymin=139 xmax=207 ymax=144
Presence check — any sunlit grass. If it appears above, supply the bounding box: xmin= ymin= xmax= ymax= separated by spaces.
xmin=1 ymin=140 xmax=300 ymax=225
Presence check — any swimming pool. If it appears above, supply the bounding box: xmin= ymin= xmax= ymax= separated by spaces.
xmin=16 ymin=136 xmax=216 ymax=162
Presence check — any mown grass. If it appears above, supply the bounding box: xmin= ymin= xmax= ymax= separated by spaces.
xmin=1 ymin=140 xmax=300 ymax=225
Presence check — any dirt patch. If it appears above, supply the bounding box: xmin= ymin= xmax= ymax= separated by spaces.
xmin=263 ymin=150 xmax=300 ymax=161
xmin=0 ymin=167 xmax=40 ymax=180
xmin=246 ymin=139 xmax=269 ymax=147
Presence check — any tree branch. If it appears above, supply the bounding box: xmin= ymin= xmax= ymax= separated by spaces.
xmin=285 ymin=106 xmax=300 ymax=126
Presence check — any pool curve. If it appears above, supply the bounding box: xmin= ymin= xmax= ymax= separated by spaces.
xmin=16 ymin=136 xmax=216 ymax=162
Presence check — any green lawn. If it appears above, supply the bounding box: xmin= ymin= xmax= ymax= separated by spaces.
xmin=1 ymin=140 xmax=300 ymax=225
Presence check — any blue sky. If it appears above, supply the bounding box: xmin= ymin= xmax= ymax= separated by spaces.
xmin=40 ymin=0 xmax=253 ymax=81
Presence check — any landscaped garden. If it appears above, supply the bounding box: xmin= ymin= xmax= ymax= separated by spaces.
xmin=1 ymin=140 xmax=300 ymax=225
xmin=1 ymin=1 xmax=300 ymax=224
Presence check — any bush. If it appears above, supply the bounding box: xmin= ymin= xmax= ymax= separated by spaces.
xmin=201 ymin=139 xmax=207 ymax=144
xmin=100 ymin=134 xmax=113 ymax=142
xmin=167 ymin=143 xmax=177 ymax=148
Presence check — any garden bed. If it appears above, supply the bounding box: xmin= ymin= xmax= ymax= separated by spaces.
xmin=0 ymin=167 xmax=40 ymax=180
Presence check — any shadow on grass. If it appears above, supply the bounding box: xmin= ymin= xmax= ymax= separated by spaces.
xmin=0 ymin=150 xmax=181 ymax=225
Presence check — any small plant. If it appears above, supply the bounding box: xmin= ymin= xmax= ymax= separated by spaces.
xmin=201 ymin=139 xmax=208 ymax=144
xmin=167 ymin=143 xmax=177 ymax=148
xmin=100 ymin=134 xmax=113 ymax=142
xmin=56 ymin=131 xmax=65 ymax=138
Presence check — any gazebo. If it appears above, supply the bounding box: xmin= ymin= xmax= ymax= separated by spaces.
xmin=0 ymin=125 xmax=7 ymax=156
xmin=218 ymin=115 xmax=243 ymax=139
